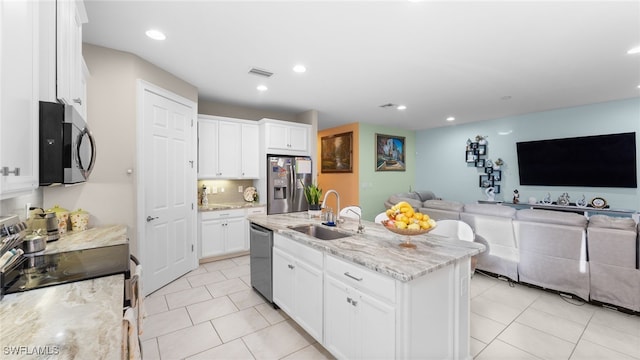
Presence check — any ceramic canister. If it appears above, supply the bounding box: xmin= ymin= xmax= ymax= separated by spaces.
xmin=70 ymin=208 xmax=90 ymax=231
xmin=46 ymin=205 xmax=70 ymax=234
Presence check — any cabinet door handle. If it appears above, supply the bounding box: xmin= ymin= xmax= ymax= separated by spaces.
xmin=1 ymin=167 xmax=20 ymax=176
xmin=287 ymin=264 xmax=295 ymax=270
xmin=344 ymin=272 xmax=363 ymax=281
xmin=351 ymin=300 xmax=358 ymax=307
xmin=73 ymin=98 xmax=82 ymax=105
xmin=346 ymin=297 xmax=352 ymax=304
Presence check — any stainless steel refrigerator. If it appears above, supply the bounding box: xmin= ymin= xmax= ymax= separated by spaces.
xmin=267 ymin=155 xmax=312 ymax=215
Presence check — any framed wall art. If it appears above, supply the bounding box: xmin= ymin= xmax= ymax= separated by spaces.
xmin=376 ymin=133 xmax=406 ymax=171
xmin=321 ymin=131 xmax=353 ymax=173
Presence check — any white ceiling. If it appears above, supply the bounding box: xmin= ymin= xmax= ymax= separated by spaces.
xmin=83 ymin=1 xmax=640 ymax=131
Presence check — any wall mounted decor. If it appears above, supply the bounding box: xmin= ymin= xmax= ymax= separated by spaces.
xmin=376 ymin=133 xmax=405 ymax=171
xmin=465 ymin=138 xmax=502 ymax=194
xmin=321 ymin=131 xmax=353 ymax=173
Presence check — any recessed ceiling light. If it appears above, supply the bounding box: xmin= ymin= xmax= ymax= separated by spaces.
xmin=627 ymin=46 xmax=640 ymax=54
xmin=256 ymin=85 xmax=268 ymax=91
xmin=446 ymin=116 xmax=455 ymax=122
xmin=293 ymin=64 xmax=306 ymax=73
xmin=145 ymin=29 xmax=166 ymax=41
xmin=396 ymin=105 xmax=407 ymax=110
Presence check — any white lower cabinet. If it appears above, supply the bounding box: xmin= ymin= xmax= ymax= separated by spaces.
xmin=324 ymin=256 xmax=396 ymax=359
xmin=200 ymin=209 xmax=246 ymax=258
xmin=272 ymin=234 xmax=323 ymax=342
xmin=270 ymin=233 xmax=471 ymax=359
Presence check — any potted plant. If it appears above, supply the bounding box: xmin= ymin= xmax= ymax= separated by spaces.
xmin=302 ymin=182 xmax=323 ymax=213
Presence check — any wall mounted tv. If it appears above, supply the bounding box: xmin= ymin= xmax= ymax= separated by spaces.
xmin=516 ymin=132 xmax=637 ymax=188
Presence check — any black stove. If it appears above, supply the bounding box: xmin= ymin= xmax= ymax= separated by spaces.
xmin=1 ymin=243 xmax=130 ymax=296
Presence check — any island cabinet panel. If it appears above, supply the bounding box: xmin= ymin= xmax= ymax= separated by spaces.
xmin=272 ymin=234 xmax=323 ymax=342
xmin=324 ymin=256 xmax=396 ymax=359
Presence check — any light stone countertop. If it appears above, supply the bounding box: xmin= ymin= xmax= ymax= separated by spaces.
xmin=43 ymin=225 xmax=128 ymax=254
xmin=0 ymin=275 xmax=124 ymax=360
xmin=199 ymin=202 xmax=266 ymax=212
xmin=248 ymin=212 xmax=485 ymax=282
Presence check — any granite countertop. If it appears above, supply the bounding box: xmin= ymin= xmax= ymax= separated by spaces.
xmin=199 ymin=202 xmax=266 ymax=212
xmin=0 ymin=275 xmax=124 ymax=360
xmin=43 ymin=225 xmax=128 ymax=254
xmin=248 ymin=213 xmax=485 ymax=282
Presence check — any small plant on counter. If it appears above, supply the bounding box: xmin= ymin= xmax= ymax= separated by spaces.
xmin=302 ymin=182 xmax=323 ymax=210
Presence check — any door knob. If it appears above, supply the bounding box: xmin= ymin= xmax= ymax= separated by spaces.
xmin=146 ymin=216 xmax=159 ymax=222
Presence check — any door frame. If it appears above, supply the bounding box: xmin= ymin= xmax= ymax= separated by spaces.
xmin=135 ymin=79 xmax=199 ymax=292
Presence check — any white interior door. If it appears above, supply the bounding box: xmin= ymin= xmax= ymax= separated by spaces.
xmin=138 ymin=81 xmax=197 ymax=295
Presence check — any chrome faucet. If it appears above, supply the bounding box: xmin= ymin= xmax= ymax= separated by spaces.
xmin=322 ymin=190 xmax=341 ymax=223
xmin=347 ymin=207 xmax=365 ymax=234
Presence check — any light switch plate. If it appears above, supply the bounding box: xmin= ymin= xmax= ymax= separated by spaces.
xmin=238 ymin=186 xmax=243 ymax=192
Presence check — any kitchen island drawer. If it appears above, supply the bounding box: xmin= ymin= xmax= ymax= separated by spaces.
xmin=326 ymin=255 xmax=396 ymax=303
xmin=274 ymin=234 xmax=323 ymax=269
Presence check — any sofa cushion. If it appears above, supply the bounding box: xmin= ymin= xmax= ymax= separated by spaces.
xmin=516 ymin=209 xmax=587 ymax=227
xmin=413 ymin=191 xmax=437 ymax=202
xmin=387 ymin=194 xmax=422 ymax=209
xmin=588 ymin=215 xmax=637 ymax=231
xmin=463 ymin=203 xmax=516 ymax=218
xmin=422 ymin=199 xmax=464 ymax=212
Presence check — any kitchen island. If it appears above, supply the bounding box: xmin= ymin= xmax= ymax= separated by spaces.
xmin=249 ymin=212 xmax=485 ymax=360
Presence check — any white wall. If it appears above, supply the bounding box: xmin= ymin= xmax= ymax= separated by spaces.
xmin=42 ymin=44 xmax=198 ymax=256
xmin=415 ymin=98 xmax=640 ymax=211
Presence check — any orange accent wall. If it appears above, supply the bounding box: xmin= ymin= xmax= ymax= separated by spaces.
xmin=317 ymin=123 xmax=360 ymax=211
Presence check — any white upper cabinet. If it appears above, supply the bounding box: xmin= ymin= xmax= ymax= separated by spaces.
xmin=262 ymin=119 xmax=310 ymax=156
xmin=240 ymin=123 xmax=259 ymax=178
xmin=57 ymin=0 xmax=88 ymax=119
xmin=197 ymin=115 xmax=260 ymax=179
xmin=0 ymin=0 xmax=39 ymax=198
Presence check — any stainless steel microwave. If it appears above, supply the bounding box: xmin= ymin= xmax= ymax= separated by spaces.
xmin=39 ymin=101 xmax=96 ymax=186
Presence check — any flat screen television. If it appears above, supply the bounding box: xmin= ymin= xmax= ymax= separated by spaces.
xmin=516 ymin=132 xmax=637 ymax=188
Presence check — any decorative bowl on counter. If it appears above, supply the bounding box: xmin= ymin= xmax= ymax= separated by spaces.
xmin=381 ymin=220 xmax=437 ymax=249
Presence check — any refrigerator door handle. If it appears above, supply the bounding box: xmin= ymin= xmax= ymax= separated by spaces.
xmin=289 ymin=163 xmax=296 ymax=201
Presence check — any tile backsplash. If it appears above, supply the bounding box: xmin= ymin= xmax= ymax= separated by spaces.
xmin=197 ymin=179 xmax=257 ymax=205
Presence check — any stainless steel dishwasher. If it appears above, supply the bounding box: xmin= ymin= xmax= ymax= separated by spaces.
xmin=249 ymin=222 xmax=274 ymax=303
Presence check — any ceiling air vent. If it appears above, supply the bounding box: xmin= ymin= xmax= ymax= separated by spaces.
xmin=248 ymin=67 xmax=274 ymax=78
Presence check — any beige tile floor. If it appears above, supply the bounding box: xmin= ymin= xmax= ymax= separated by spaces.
xmin=141 ymin=255 xmax=640 ymax=360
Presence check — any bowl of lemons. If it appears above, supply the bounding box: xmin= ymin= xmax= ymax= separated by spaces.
xmin=380 ymin=201 xmax=437 ymax=248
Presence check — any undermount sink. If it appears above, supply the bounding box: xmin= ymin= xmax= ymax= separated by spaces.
xmin=289 ymin=224 xmax=352 ymax=240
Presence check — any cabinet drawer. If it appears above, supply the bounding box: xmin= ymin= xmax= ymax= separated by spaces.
xmin=200 ymin=209 xmax=245 ymax=220
xmin=326 ymin=255 xmax=395 ymax=303
xmin=274 ymin=235 xmax=323 ymax=269
xmin=246 ymin=206 xmax=266 ymax=215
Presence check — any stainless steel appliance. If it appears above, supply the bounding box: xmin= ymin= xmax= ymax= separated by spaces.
xmin=249 ymin=223 xmax=273 ymax=303
xmin=39 ymin=101 xmax=96 ymax=186
xmin=267 ymin=155 xmax=312 ymax=215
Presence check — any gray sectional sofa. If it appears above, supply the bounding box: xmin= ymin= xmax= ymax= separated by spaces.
xmin=384 ymin=193 xmax=640 ymax=312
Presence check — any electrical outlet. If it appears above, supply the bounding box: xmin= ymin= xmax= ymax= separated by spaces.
xmin=221 ymin=187 xmax=225 ymax=193
xmin=211 ymin=186 xmax=218 ymax=194
xmin=238 ymin=185 xmax=243 ymax=192
xmin=25 ymin=203 xmax=31 ymax=219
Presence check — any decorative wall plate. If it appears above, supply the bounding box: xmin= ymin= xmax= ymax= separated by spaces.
xmin=590 ymin=197 xmax=607 ymax=208
xmin=244 ymin=187 xmax=257 ymax=202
